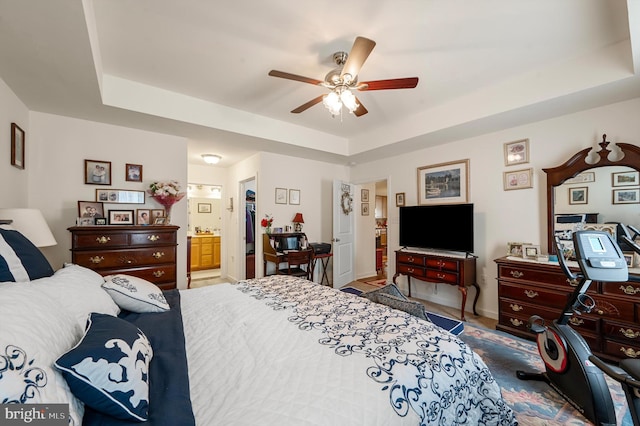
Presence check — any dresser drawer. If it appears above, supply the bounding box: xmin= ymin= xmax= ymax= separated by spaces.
xmin=397 ymin=253 xmax=426 ymax=266
xmin=73 ymin=247 xmax=177 ymax=269
xmin=498 ymin=281 xmax=569 ymax=309
xmin=425 ymin=257 xmax=459 ymax=272
xmin=73 ymin=233 xmax=129 ymax=248
xmin=130 ymin=230 xmax=177 ymax=246
xmin=603 ymin=339 xmax=640 ymax=360
xmin=603 ymin=320 xmax=640 ymax=344
xmin=498 ymin=264 xmax=577 ymax=288
xmin=499 ymin=298 xmax=559 ymax=324
xmin=397 ymin=263 xmax=425 ymax=278
xmin=425 ymin=269 xmax=458 ymax=285
xmin=97 ymin=264 xmax=176 ymax=285
xmin=601 ymin=281 xmax=640 ymax=298
xmin=590 ymin=295 xmax=635 ymax=322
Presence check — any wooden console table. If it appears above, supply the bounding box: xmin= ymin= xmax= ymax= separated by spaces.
xmin=393 ymin=250 xmax=479 ymax=321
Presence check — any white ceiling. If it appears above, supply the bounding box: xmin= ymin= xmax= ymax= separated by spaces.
xmin=1 ymin=0 xmax=640 ymax=167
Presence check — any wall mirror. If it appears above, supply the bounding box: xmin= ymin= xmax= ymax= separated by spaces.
xmin=544 ymin=135 xmax=640 ymax=258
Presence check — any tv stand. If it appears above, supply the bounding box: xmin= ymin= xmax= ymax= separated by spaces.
xmin=393 ymin=250 xmax=479 ymax=321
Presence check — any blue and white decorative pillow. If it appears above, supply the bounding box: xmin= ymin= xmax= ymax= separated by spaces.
xmin=102 ymin=274 xmax=170 ymax=313
xmin=0 ymin=227 xmax=54 ymax=282
xmin=55 ymin=313 xmax=153 ymax=421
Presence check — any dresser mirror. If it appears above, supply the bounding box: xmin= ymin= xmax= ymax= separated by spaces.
xmin=544 ymin=135 xmax=640 ymax=259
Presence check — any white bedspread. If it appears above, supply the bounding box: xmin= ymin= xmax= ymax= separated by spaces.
xmin=180 ymin=276 xmax=515 ymax=426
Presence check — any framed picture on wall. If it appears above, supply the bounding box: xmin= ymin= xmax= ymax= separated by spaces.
xmin=361 ymin=189 xmax=369 ymax=202
xmin=289 ymin=189 xmax=300 ymax=205
xmin=612 ymin=188 xmax=640 ymax=204
xmin=395 ymin=192 xmax=405 ymax=207
xmin=11 ymin=123 xmax=25 ymax=170
xmin=503 ymin=138 xmax=529 ymax=166
xmin=126 ymin=163 xmax=143 ymax=182
xmin=503 ymin=168 xmax=532 ymax=191
xmin=84 ymin=159 xmax=112 ymax=185
xmin=568 ymin=187 xmax=588 ymax=205
xmin=361 ymin=203 xmax=369 ymax=216
xmin=612 ymin=170 xmax=639 ymax=187
xmin=417 ymin=159 xmax=469 ymax=204
xmin=275 ymin=188 xmax=287 ymax=204
xmin=198 ymin=203 xmax=212 ymax=213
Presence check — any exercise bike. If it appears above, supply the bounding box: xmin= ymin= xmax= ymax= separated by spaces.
xmin=517 ymin=229 xmax=640 ymax=425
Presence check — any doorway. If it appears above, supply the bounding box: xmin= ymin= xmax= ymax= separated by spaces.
xmin=242 ymin=178 xmax=256 ymax=279
xmin=374 ymin=180 xmax=388 ymax=280
xmin=187 ymin=184 xmax=222 ymax=281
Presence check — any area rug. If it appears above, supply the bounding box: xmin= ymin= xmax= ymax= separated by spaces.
xmin=364 ymin=278 xmax=387 ymax=287
xmin=461 ymin=324 xmax=632 ymax=425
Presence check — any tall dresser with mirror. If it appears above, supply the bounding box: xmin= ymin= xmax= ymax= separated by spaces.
xmin=496 ymin=136 xmax=640 ymax=363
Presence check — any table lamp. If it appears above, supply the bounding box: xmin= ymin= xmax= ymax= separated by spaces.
xmin=292 ymin=213 xmax=304 ymax=232
xmin=0 ymin=208 xmax=57 ymax=247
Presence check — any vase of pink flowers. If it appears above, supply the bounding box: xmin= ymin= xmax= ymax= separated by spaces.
xmin=148 ymin=181 xmax=186 ymax=224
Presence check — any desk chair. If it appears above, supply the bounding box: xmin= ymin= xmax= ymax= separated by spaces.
xmin=277 ymin=250 xmax=313 ymax=280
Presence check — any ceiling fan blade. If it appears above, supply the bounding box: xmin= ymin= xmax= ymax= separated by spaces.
xmin=268 ymin=70 xmax=324 ymax=86
xmin=341 ymin=36 xmax=376 ymax=82
xmin=357 ymin=77 xmax=419 ymax=91
xmin=291 ymin=95 xmax=324 ymax=114
xmin=353 ymin=98 xmax=368 ymax=117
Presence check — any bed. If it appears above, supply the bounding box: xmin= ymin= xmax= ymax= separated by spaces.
xmin=0 ymin=227 xmax=516 ymax=425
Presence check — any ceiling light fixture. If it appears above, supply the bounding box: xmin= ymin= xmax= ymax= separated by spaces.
xmin=322 ymin=86 xmax=359 ymax=117
xmin=201 ymin=154 xmax=221 ymax=165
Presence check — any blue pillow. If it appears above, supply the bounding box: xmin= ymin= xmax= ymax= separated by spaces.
xmin=55 ymin=313 xmax=153 ymax=421
xmin=0 ymin=228 xmax=54 ymax=282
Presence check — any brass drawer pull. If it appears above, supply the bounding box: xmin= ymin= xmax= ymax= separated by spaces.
xmin=620 ymin=347 xmax=640 ymax=358
xmin=524 ymin=290 xmax=539 ymax=298
xmin=620 ymin=285 xmax=640 ymax=295
xmin=152 ymin=251 xmax=165 ymax=259
xmin=89 ymin=256 xmax=104 ymax=264
xmin=153 ymin=270 xmax=165 ymax=278
xmin=510 ymin=304 xmax=523 ymax=312
xmin=407 ymin=268 xmax=414 ymax=274
xmin=436 ymin=260 xmax=445 ymax=267
xmin=407 ymin=256 xmax=414 ymax=263
xmin=620 ymin=328 xmax=640 ymax=339
xmin=510 ymin=270 xmax=524 ymax=278
xmin=148 ymin=235 xmax=160 ymax=242
xmin=569 ymin=318 xmax=584 ymax=326
xmin=510 ymin=318 xmax=524 ymax=327
xmin=567 ymin=278 xmax=579 ymax=287
xmin=436 ymin=273 xmax=446 ymax=279
xmin=96 ymin=236 xmax=110 ymax=244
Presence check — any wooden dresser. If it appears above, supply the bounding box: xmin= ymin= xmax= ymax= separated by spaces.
xmin=495 ymin=256 xmax=640 ymax=363
xmin=68 ymin=225 xmax=179 ymax=290
xmin=393 ymin=250 xmax=479 ymax=321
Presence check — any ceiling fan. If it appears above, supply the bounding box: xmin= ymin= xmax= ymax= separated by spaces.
xmin=268 ymin=36 xmax=419 ymax=118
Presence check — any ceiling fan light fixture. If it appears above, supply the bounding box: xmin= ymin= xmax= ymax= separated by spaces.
xmin=340 ymin=89 xmax=358 ymax=113
xmin=202 ymin=154 xmax=221 ymax=164
xmin=323 ymin=91 xmax=342 ymax=115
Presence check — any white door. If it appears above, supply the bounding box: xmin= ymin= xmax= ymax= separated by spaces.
xmin=332 ymin=180 xmax=355 ymax=288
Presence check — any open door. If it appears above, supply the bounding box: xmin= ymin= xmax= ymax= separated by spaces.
xmin=332 ymin=180 xmax=355 ymax=288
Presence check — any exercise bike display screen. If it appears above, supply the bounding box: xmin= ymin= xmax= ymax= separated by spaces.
xmin=573 ymin=231 xmax=628 ymax=282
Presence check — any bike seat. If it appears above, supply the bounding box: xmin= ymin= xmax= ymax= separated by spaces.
xmin=620 ymin=358 xmax=640 ymax=381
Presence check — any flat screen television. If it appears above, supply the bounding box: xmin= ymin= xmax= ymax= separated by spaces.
xmin=399 ymin=204 xmax=474 ymax=253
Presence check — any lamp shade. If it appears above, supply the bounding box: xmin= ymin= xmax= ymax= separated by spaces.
xmin=292 ymin=213 xmax=304 ymax=223
xmin=0 ymin=209 xmax=57 ymax=247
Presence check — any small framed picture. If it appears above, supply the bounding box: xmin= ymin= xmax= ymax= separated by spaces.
xmin=154 ymin=217 xmax=167 ymax=225
xmin=361 ymin=203 xmax=369 ymax=216
xmin=137 ymin=209 xmax=151 ymax=225
xmin=418 ymin=159 xmax=470 ymax=205
xmin=623 ymin=252 xmax=635 ymax=268
xmin=507 ymin=242 xmax=526 ymax=257
xmin=108 ymin=210 xmax=134 ymax=225
xmin=76 ymin=217 xmax=95 ymax=226
xmin=275 ymin=188 xmax=287 ymax=204
xmin=613 ymin=188 xmax=640 ymax=204
xmin=78 ymin=201 xmax=105 ymax=219
xmin=395 ymin=192 xmax=405 ymax=207
xmin=151 ymin=209 xmax=165 ymax=220
xmin=11 ymin=123 xmax=25 ymax=170
xmin=504 ymin=138 xmax=529 ymax=166
xmin=84 ymin=159 xmax=112 ymax=185
xmin=289 ymin=189 xmax=300 ymax=205
xmin=361 ymin=189 xmax=369 ymax=202
xmin=198 ymin=203 xmax=212 ymax=213
xmin=95 ymin=217 xmax=107 ymax=226
xmin=522 ymin=244 xmax=541 ymax=259
xmin=95 ymin=189 xmax=145 ymax=204
xmin=612 ymin=170 xmax=639 ymax=187
xmin=126 ymin=163 xmax=143 ymax=182
xmin=503 ymin=168 xmax=533 ymax=190
xmin=568 ymin=187 xmax=588 ymax=205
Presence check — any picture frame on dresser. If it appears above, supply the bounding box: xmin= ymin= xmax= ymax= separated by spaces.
xmin=137 ymin=209 xmax=151 ymax=225
xmin=151 ymin=209 xmax=165 ymax=220
xmin=108 ymin=210 xmax=134 ymax=225
xmin=78 ymin=201 xmax=105 ymax=219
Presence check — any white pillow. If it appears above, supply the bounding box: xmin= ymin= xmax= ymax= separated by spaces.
xmin=102 ymin=274 xmax=170 ymax=313
xmin=29 ymin=263 xmax=120 ymax=326
xmin=0 ymin=282 xmax=84 ymax=424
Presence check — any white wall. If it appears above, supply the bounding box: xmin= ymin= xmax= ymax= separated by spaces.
xmin=0 ymin=77 xmax=29 ymax=207
xmin=28 ymin=112 xmax=189 ymax=287
xmin=351 ymin=97 xmax=640 ymax=319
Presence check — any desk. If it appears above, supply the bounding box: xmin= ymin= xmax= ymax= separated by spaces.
xmin=313 ymin=253 xmax=333 ymax=286
xmin=263 ymin=232 xmax=307 ymax=275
